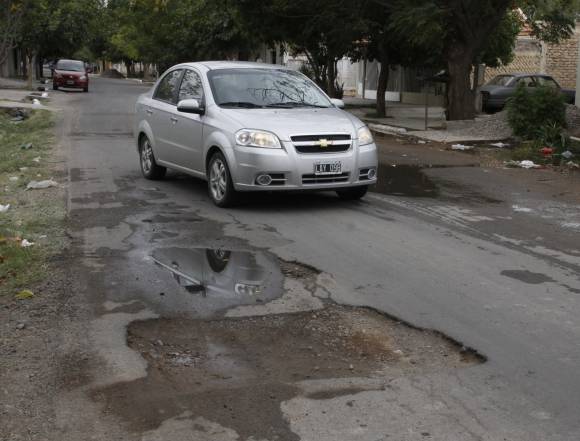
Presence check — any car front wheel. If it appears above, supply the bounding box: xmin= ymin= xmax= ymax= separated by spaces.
xmin=337 ymin=185 xmax=369 ymax=201
xmin=207 ymin=152 xmax=237 ymax=207
xmin=139 ymin=136 xmax=166 ymax=180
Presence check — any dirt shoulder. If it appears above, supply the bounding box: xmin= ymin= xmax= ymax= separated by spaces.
xmin=0 ymin=105 xmax=69 ymax=441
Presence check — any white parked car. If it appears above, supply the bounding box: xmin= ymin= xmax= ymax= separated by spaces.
xmin=134 ymin=61 xmax=378 ymax=207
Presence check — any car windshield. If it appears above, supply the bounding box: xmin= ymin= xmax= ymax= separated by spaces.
xmin=487 ymin=75 xmax=513 ymax=87
xmin=56 ymin=60 xmax=85 ymax=72
xmin=207 ymin=68 xmax=332 ymax=108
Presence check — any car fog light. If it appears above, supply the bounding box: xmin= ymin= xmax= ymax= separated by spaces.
xmin=256 ymin=174 xmax=273 ymax=186
xmin=368 ymin=168 xmax=377 ymax=179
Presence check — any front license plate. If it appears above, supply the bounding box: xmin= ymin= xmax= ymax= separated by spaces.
xmin=66 ymin=80 xmax=74 ymax=85
xmin=314 ymin=161 xmax=342 ymax=175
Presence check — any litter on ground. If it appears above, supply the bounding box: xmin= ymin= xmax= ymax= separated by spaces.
xmin=562 ymin=151 xmax=574 ymax=160
xmin=26 ymin=179 xmax=58 ymax=190
xmin=32 ymin=156 xmax=41 ymax=163
xmin=490 ymin=142 xmax=509 ymax=148
xmin=15 ymin=290 xmax=35 ymax=300
xmin=0 ymin=204 xmax=10 ymax=212
xmin=20 ymin=142 xmax=33 ymax=150
xmin=505 ymin=160 xmax=542 ymax=169
xmin=451 ymin=144 xmax=474 ymax=151
xmin=21 ymin=239 xmax=34 ymax=248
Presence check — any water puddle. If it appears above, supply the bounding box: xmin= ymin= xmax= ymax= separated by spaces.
xmin=371 ymin=165 xmax=439 ymax=197
xmin=143 ymin=247 xmax=284 ymax=318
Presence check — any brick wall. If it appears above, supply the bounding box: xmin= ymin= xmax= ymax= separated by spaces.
xmin=546 ymin=31 xmax=579 ymax=89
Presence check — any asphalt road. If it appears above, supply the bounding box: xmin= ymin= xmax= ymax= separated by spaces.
xmin=52 ymin=77 xmax=580 ymax=440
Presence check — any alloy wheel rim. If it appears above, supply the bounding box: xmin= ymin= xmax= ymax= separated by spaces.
xmin=210 ymin=159 xmax=227 ymax=201
xmin=141 ymin=140 xmax=153 ymax=173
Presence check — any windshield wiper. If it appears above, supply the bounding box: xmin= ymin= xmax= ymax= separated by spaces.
xmin=219 ymin=101 xmax=264 ymax=108
xmin=266 ymin=102 xmax=330 ymax=108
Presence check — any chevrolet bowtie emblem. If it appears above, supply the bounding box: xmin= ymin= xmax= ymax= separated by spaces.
xmin=319 ymin=139 xmax=329 ymax=147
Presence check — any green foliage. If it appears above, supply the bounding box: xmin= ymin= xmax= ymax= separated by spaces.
xmin=480 ymin=11 xmax=521 ymax=68
xmin=510 ymin=142 xmax=544 ymax=162
xmin=18 ymin=0 xmax=102 ymax=60
xmin=507 ymin=83 xmax=567 ymax=143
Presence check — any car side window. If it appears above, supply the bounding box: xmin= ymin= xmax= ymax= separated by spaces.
xmin=178 ymin=70 xmax=204 ymax=102
xmin=154 ymin=70 xmax=183 ymax=104
xmin=517 ymin=76 xmax=535 ymax=87
xmin=535 ymin=77 xmax=559 ymax=88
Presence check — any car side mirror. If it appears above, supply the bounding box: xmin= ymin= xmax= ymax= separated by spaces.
xmin=330 ymin=98 xmax=345 ymax=109
xmin=177 ymin=98 xmax=205 ymax=115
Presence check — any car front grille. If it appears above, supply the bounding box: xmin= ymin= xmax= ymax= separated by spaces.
xmin=302 ymin=172 xmax=350 ymax=185
xmin=291 ymin=134 xmax=351 ymax=154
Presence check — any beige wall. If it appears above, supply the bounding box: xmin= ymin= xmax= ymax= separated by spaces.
xmin=484 ymin=37 xmax=543 ymax=83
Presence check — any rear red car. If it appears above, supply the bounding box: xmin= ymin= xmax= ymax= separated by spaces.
xmin=53 ymin=59 xmax=89 ymax=92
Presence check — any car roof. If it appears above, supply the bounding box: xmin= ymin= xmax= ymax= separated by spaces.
xmin=177 ymin=61 xmax=287 ymax=71
xmin=56 ymin=59 xmax=84 ymax=64
xmin=496 ymin=73 xmax=552 ymax=78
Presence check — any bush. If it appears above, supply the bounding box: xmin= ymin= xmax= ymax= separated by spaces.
xmin=507 ymin=83 xmax=567 ymax=142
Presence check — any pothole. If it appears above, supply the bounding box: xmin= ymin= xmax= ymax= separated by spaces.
xmin=92 ymin=305 xmax=483 ymax=440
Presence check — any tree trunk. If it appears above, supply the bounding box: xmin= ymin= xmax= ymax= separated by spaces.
xmin=326 ymin=56 xmax=337 ymax=98
xmin=376 ymin=54 xmax=390 ymax=118
xmin=446 ymin=44 xmax=475 ymax=120
xmin=26 ymin=53 xmax=34 ymax=90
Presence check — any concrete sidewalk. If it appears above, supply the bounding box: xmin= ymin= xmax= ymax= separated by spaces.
xmin=344 ymin=97 xmax=446 ymax=131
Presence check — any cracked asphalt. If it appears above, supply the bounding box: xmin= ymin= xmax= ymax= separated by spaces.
xmin=32 ymin=77 xmax=580 ymax=440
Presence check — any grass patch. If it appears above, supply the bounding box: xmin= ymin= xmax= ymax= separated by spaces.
xmin=0 ymin=108 xmax=65 ymax=297
xmin=510 ymin=142 xmax=544 ymax=162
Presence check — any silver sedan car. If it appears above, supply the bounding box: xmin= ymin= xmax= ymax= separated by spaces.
xmin=134 ymin=61 xmax=378 ymax=207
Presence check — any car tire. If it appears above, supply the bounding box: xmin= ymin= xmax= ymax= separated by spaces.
xmin=207 ymin=152 xmax=237 ymax=207
xmin=53 ymin=83 xmax=58 ymax=90
xmin=83 ymin=87 xmax=88 ymax=93
xmin=139 ymin=136 xmax=166 ymax=180
xmin=337 ymin=185 xmax=369 ymax=201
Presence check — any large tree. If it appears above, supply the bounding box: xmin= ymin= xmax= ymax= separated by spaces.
xmin=0 ymin=1 xmax=24 ymax=68
xmin=16 ymin=0 xmax=102 ymax=87
xmin=390 ymin=0 xmax=579 ymax=120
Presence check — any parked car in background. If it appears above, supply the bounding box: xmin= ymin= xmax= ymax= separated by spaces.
xmin=480 ymin=73 xmax=575 ymax=113
xmin=52 ymin=59 xmax=89 ymax=92
xmin=134 ymin=61 xmax=378 ymax=207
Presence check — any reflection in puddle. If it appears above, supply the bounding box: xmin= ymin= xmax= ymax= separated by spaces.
xmin=372 ymin=165 xmax=439 ymax=197
xmin=148 ymin=247 xmax=284 ymax=318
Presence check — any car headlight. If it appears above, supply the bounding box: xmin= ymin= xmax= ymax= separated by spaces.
xmin=235 ymin=129 xmax=281 ymax=149
xmin=357 ymin=126 xmax=374 ymax=146
xmin=79 ymin=75 xmax=87 ymax=81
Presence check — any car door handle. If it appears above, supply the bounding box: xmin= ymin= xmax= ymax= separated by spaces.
xmin=170 ymin=117 xmax=178 ymax=123
xmin=145 ymin=109 xmax=153 ymax=115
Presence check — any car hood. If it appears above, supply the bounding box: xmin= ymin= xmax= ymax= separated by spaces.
xmin=219 ymin=107 xmax=361 ymax=141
